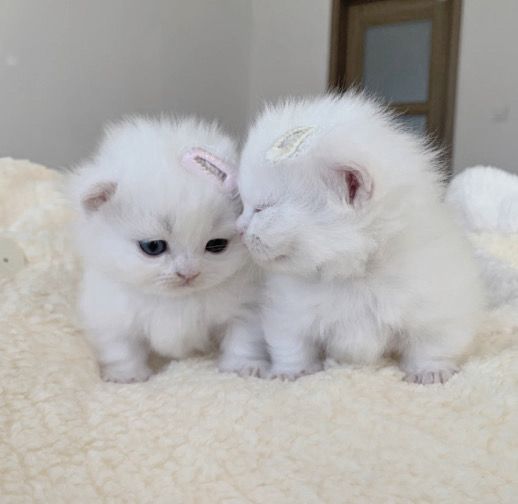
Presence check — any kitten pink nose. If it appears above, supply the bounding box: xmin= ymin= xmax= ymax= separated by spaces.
xmin=176 ymin=271 xmax=200 ymax=284
xmin=236 ymin=220 xmax=248 ymax=236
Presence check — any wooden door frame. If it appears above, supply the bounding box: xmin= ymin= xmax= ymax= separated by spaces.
xmin=328 ymin=0 xmax=462 ymax=157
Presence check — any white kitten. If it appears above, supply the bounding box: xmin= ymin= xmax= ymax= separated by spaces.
xmin=237 ymin=93 xmax=484 ymax=384
xmin=69 ymin=117 xmax=268 ymax=383
xmin=446 ymin=165 xmax=518 ymax=233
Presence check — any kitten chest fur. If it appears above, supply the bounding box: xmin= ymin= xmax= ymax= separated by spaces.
xmin=81 ymin=267 xmax=256 ymax=360
xmin=267 ymin=271 xmax=404 ymax=359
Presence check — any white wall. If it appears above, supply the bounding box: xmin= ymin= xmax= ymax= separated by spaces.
xmin=4 ymin=0 xmax=515 ymax=173
xmin=248 ymin=0 xmax=332 ymax=119
xmin=453 ymin=0 xmax=518 ymax=173
xmin=0 ymin=0 xmax=333 ymax=168
xmin=0 ymin=0 xmax=251 ymax=167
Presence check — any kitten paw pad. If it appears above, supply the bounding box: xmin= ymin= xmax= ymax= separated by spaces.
xmin=323 ymin=358 xmax=342 ymax=370
xmin=268 ymin=362 xmax=323 ymax=381
xmin=404 ymin=367 xmax=459 ymax=385
xmin=101 ymin=363 xmax=153 ymax=383
xmin=219 ymin=359 xmax=270 ymax=378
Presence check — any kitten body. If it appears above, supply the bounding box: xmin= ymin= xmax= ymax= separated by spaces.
xmin=70 ymin=117 xmax=267 ymax=382
xmin=238 ymin=94 xmax=484 ymax=384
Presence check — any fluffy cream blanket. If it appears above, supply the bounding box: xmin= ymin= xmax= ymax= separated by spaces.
xmin=1 ymin=158 xmax=517 ymax=503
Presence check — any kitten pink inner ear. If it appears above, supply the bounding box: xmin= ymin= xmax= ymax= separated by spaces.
xmin=181 ymin=147 xmax=236 ymax=192
xmin=82 ymin=181 xmax=117 ymax=212
xmin=337 ymin=167 xmax=373 ymax=208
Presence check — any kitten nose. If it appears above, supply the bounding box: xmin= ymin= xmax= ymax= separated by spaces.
xmin=176 ymin=271 xmax=200 ymax=284
xmin=236 ymin=219 xmax=248 ymax=236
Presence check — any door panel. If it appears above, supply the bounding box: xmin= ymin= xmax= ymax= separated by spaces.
xmin=363 ymin=19 xmax=432 ymax=104
xmin=329 ymin=0 xmax=461 ymax=167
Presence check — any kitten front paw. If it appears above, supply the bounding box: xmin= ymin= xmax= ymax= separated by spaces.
xmin=101 ymin=361 xmax=153 ymax=383
xmin=403 ymin=366 xmax=459 ymax=385
xmin=268 ymin=361 xmax=323 ymax=381
xmin=218 ymin=358 xmax=270 ymax=378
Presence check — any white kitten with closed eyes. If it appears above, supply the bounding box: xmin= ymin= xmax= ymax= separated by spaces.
xmin=238 ymin=93 xmax=484 ymax=384
xmin=69 ymin=117 xmax=268 ymax=383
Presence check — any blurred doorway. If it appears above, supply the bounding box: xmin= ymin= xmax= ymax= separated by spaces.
xmin=330 ymin=0 xmax=461 ymax=161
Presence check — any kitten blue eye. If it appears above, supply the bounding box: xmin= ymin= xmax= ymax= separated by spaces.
xmin=139 ymin=240 xmax=168 ymax=256
xmin=205 ymin=238 xmax=228 ymax=253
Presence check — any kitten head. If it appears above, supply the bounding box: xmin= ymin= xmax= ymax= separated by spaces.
xmin=69 ymin=117 xmax=249 ymax=296
xmin=238 ymin=93 xmax=442 ymax=279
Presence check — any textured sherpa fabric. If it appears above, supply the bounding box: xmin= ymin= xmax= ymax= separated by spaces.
xmin=1 ymin=158 xmax=517 ymax=503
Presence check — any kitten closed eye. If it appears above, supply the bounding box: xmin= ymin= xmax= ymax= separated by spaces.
xmin=254 ymin=203 xmax=274 ymax=213
xmin=139 ymin=240 xmax=168 ymax=256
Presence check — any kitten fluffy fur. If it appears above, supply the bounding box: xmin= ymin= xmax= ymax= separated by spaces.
xmin=238 ymin=93 xmax=484 ymax=384
xmin=446 ymin=165 xmax=518 ymax=233
xmin=70 ymin=117 xmax=268 ymax=383
xmin=446 ymin=166 xmax=518 ymax=308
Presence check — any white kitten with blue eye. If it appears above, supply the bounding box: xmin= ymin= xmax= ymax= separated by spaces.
xmin=69 ymin=117 xmax=268 ymax=383
xmin=238 ymin=93 xmax=484 ymax=384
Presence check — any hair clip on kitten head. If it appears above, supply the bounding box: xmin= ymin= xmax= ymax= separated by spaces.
xmin=181 ymin=147 xmax=236 ymax=193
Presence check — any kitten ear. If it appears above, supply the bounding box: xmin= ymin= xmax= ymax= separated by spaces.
xmin=181 ymin=147 xmax=236 ymax=192
xmin=334 ymin=166 xmax=373 ymax=208
xmin=82 ymin=181 xmax=117 ymax=212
